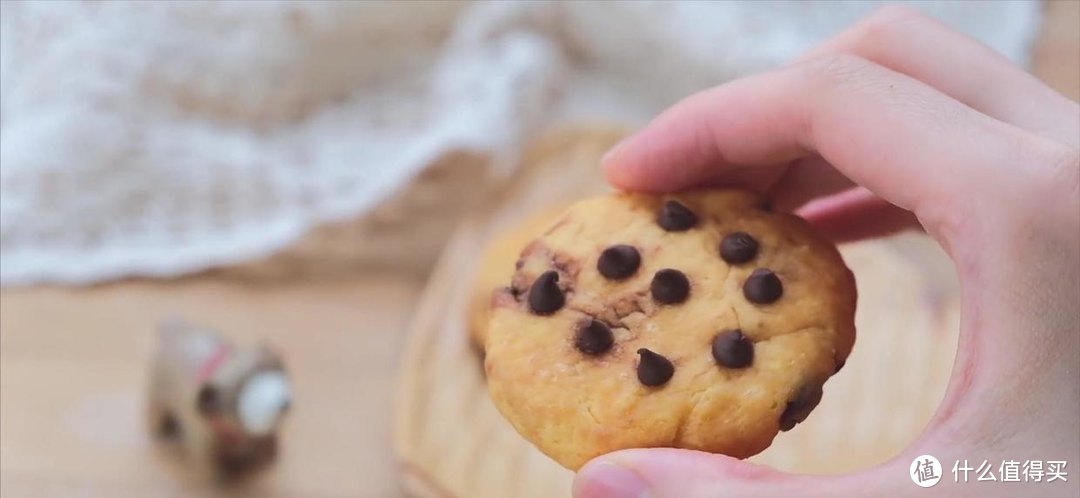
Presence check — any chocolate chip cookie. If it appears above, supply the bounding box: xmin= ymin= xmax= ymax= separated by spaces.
xmin=484 ymin=190 xmax=856 ymax=470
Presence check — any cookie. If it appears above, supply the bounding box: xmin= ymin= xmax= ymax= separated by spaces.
xmin=484 ymin=190 xmax=856 ymax=470
xmin=467 ymin=205 xmax=570 ymax=349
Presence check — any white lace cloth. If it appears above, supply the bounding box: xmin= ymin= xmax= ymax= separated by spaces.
xmin=0 ymin=1 xmax=1041 ymax=286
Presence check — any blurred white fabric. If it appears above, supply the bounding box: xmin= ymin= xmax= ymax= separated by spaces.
xmin=0 ymin=0 xmax=1042 ymax=285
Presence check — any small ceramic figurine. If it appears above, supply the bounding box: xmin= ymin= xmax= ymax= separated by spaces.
xmin=148 ymin=319 xmax=292 ymax=475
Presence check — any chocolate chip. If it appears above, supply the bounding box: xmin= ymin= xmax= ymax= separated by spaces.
xmin=720 ymin=232 xmax=759 ymax=264
xmin=657 ymin=200 xmax=697 ymax=231
xmin=597 ymin=245 xmax=641 ymax=280
xmin=712 ymin=329 xmax=754 ymax=368
xmin=743 ymin=268 xmax=783 ymax=304
xmin=779 ymin=383 xmax=823 ymax=431
xmin=650 ymin=269 xmax=690 ymax=304
xmin=528 ymin=270 xmax=565 ymax=315
xmin=636 ymin=348 xmax=674 ymax=387
xmin=575 ymin=320 xmax=615 ymax=356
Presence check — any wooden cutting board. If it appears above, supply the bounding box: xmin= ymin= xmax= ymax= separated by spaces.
xmin=393 ymin=125 xmax=960 ymax=498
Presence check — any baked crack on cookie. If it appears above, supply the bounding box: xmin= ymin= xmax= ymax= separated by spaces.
xmin=485 ymin=190 xmax=856 ymax=470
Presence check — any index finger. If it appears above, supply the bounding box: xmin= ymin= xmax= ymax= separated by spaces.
xmin=603 ymin=55 xmax=1070 ymax=238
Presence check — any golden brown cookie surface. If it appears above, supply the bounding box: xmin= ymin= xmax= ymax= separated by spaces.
xmin=467 ymin=205 xmax=569 ymax=349
xmin=484 ymin=190 xmax=856 ymax=470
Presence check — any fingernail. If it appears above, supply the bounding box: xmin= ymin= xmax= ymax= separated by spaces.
xmin=575 ymin=461 xmax=650 ymax=498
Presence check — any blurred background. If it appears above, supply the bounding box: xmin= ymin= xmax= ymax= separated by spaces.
xmin=0 ymin=1 xmax=1076 ymax=497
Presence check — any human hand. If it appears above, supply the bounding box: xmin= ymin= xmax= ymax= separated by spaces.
xmin=574 ymin=7 xmax=1079 ymax=497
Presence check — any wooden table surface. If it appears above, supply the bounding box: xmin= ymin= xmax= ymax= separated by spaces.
xmin=2 ymin=4 xmax=1077 ymax=497
xmin=1 ymin=276 xmax=423 ymax=498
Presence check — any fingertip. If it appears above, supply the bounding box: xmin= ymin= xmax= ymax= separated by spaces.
xmin=576 ymin=448 xmax=911 ymax=497
xmin=601 ymin=137 xmax=645 ymax=191
xmin=575 ymin=449 xmax=788 ymax=498
xmin=601 ymin=86 xmax=795 ymax=194
xmin=600 ymin=126 xmax=721 ymax=193
xmin=573 ymin=459 xmax=649 ymax=498
xmin=601 ymin=127 xmax=690 ymax=192
xmin=608 ymin=448 xmax=776 ymax=482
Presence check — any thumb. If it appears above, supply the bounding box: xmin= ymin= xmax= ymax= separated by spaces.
xmin=573 ymin=448 xmax=913 ymax=498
